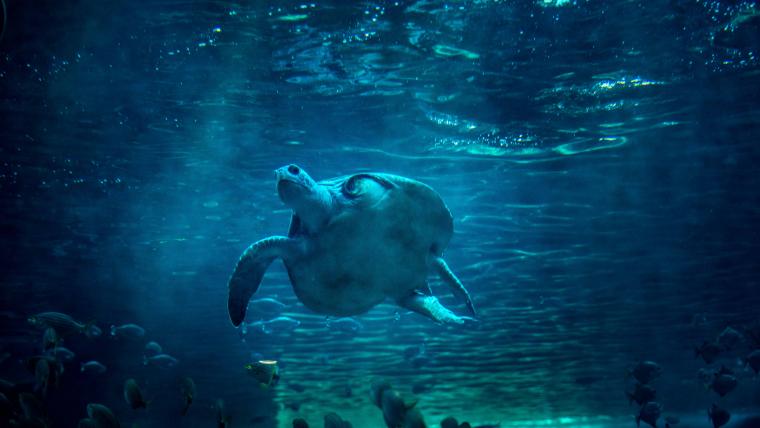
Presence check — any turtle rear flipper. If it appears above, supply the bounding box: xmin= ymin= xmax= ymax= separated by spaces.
xmin=228 ymin=236 xmax=298 ymax=326
xmin=431 ymin=257 xmax=475 ymax=316
xmin=399 ymin=291 xmax=465 ymax=324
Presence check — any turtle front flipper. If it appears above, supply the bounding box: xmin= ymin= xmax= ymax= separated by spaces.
xmin=228 ymin=236 xmax=297 ymax=326
xmin=430 ymin=257 xmax=476 ymax=316
xmin=398 ymin=291 xmax=465 ymax=325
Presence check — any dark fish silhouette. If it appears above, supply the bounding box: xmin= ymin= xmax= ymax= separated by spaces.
xmin=628 ymin=361 xmax=662 ymax=384
xmin=636 ymin=402 xmax=662 ymax=428
xmin=626 ymin=382 xmax=656 ymax=406
xmin=744 ymin=349 xmax=760 ymax=374
xmin=717 ymin=326 xmax=743 ymax=350
xmin=123 ymin=379 xmax=147 ymax=410
xmin=708 ymin=403 xmax=730 ymax=428
xmin=293 ymin=418 xmax=309 ymax=428
xmin=180 ymin=377 xmax=195 ymax=416
xmin=710 ymin=372 xmax=737 ymax=397
xmin=695 ymin=341 xmax=721 ymax=364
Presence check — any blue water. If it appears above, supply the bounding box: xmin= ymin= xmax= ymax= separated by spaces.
xmin=1 ymin=0 xmax=760 ymax=427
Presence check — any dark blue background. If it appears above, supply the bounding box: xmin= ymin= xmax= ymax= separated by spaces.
xmin=1 ymin=1 xmax=759 ymax=427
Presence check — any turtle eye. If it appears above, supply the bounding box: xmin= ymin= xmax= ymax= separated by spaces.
xmin=287 ymin=165 xmax=300 ymax=175
xmin=343 ymin=176 xmax=361 ymax=197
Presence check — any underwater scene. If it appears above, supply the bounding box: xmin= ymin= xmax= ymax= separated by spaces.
xmin=1 ymin=0 xmax=760 ymax=427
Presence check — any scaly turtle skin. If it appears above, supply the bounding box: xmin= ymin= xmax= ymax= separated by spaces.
xmin=227 ymin=164 xmax=475 ymax=326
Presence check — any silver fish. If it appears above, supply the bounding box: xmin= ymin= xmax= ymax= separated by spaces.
xmin=124 ymin=378 xmax=147 ymax=410
xmin=110 ymin=323 xmax=145 ymax=338
xmin=81 ymin=360 xmax=107 ymax=374
xmin=143 ymin=353 xmax=179 ymax=368
xmin=28 ymin=312 xmax=95 ymax=338
xmin=325 ymin=317 xmax=363 ymax=333
xmin=144 ymin=341 xmax=162 ymax=356
xmin=45 ymin=346 xmax=76 ymax=362
xmin=87 ymin=403 xmax=120 ymax=428
xmin=248 ymin=297 xmax=287 ymax=316
xmin=244 ymin=316 xmax=300 ymax=335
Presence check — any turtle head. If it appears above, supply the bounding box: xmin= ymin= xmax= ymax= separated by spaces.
xmin=275 ymin=164 xmax=332 ymax=232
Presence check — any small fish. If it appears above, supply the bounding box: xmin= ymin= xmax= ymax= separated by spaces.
xmin=42 ymin=327 xmax=59 ymax=351
xmin=180 ymin=377 xmax=195 ymax=416
xmin=34 ymin=358 xmax=50 ymax=397
xmin=442 ymin=416 xmax=459 ymax=428
xmin=404 ymin=407 xmax=427 ymax=428
xmin=249 ymin=297 xmax=287 ymax=316
xmin=628 ymin=361 xmax=662 ymax=384
xmin=87 ymin=403 xmax=120 ymax=428
xmin=709 ymin=372 xmax=737 ymax=397
xmin=695 ymin=341 xmax=721 ymax=364
xmin=215 ymin=398 xmax=229 ymax=428
xmin=744 ymin=349 xmax=760 ymax=374
xmin=28 ymin=312 xmax=96 ymax=338
xmin=144 ymin=341 xmax=162 ymax=357
xmin=626 ymin=382 xmax=656 ymax=406
xmin=143 ymin=353 xmax=179 ymax=368
xmin=245 ymin=316 xmax=300 ymax=335
xmin=708 ymin=403 xmax=730 ymax=428
xmin=86 ymin=324 xmax=103 ymax=337
xmin=325 ymin=317 xmax=363 ymax=333
xmin=379 ymin=387 xmax=417 ymax=428
xmin=78 ymin=418 xmax=98 ymax=428
xmin=124 ymin=378 xmax=147 ymax=410
xmin=636 ymin=401 xmax=662 ymax=428
xmin=717 ymin=326 xmax=743 ymax=350
xmin=110 ymin=323 xmax=145 ymax=339
xmin=81 ymin=360 xmax=107 ymax=374
xmin=324 ymin=412 xmax=352 ymax=428
xmin=24 ymin=355 xmax=63 ymax=390
xmin=44 ymin=346 xmax=76 ymax=362
xmin=293 ymin=417 xmax=309 ymax=428
xmin=245 ymin=360 xmax=280 ymax=388
xmin=664 ymin=415 xmax=680 ymax=427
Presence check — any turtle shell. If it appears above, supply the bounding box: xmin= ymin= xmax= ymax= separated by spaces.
xmin=283 ymin=173 xmax=453 ymax=316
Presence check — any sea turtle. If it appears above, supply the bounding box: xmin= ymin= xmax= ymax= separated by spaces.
xmin=227 ymin=164 xmax=475 ymax=326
